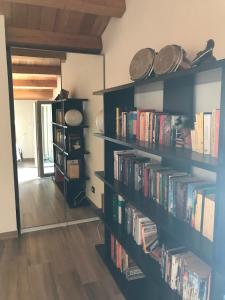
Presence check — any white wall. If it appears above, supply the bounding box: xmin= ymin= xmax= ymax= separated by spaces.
xmin=14 ymin=100 xmax=35 ymax=159
xmin=102 ymin=0 xmax=222 ymax=182
xmin=0 ymin=15 xmax=17 ymax=234
xmin=103 ymin=0 xmax=225 ymax=88
xmin=61 ymin=53 xmax=104 ymax=208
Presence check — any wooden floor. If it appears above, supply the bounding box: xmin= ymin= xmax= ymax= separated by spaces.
xmin=18 ymin=162 xmax=97 ymax=229
xmin=0 ymin=222 xmax=125 ymax=300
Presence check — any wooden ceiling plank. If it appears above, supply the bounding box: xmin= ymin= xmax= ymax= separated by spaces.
xmin=79 ymin=13 xmax=96 ymax=35
xmin=64 ymin=11 xmax=84 ymax=35
xmin=27 ymin=4 xmax=41 ymax=29
xmin=90 ymin=15 xmax=110 ymax=36
xmin=7 ymin=27 xmax=102 ymax=53
xmin=13 ymin=79 xmax=57 ymax=88
xmin=13 ymin=88 xmax=53 ymax=100
xmin=40 ymin=6 xmax=57 ymax=31
xmin=0 ymin=2 xmax=12 ymax=26
xmin=11 ymin=3 xmax=28 ymax=28
xmin=11 ymin=47 xmax=66 ymax=60
xmin=12 ymin=55 xmax=60 ymax=66
xmin=5 ymin=0 xmax=126 ymax=18
xmin=54 ymin=10 xmax=70 ymax=33
xmin=12 ymin=64 xmax=61 ymax=75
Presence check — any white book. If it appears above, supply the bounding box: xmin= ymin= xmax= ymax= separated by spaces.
xmin=203 ymin=113 xmax=212 ymax=155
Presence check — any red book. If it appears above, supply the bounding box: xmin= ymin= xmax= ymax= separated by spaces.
xmin=111 ymin=234 xmax=114 ymax=262
xmin=159 ymin=115 xmax=165 ymax=145
xmin=140 ymin=112 xmax=146 ymax=142
xmin=136 ymin=110 xmax=141 ymax=140
xmin=144 ymin=167 xmax=149 ymax=198
xmin=215 ymin=109 xmax=220 ymax=158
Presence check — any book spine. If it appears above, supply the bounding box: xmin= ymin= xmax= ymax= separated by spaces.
xmin=133 ymin=111 xmax=137 ymax=139
xmin=214 ymin=109 xmax=220 ymax=158
xmin=116 ymin=107 xmax=120 ymax=136
xmin=136 ymin=110 xmax=140 ymax=140
xmin=203 ymin=113 xmax=211 ymax=155
xmin=145 ymin=112 xmax=150 ymax=142
xmin=159 ymin=115 xmax=164 ymax=145
xmin=118 ymin=195 xmax=125 ymax=224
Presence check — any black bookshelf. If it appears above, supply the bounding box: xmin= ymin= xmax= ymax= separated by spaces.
xmin=93 ymin=59 xmax=225 ymax=299
xmin=52 ymin=98 xmax=89 ymax=208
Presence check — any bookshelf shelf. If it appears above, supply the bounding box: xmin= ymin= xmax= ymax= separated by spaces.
xmin=53 ymin=142 xmax=65 ymax=153
xmin=93 ymin=59 xmax=225 ymax=95
xmin=54 ymin=162 xmax=64 ymax=176
xmin=52 ymin=121 xmax=68 ymax=129
xmin=53 ymin=142 xmax=90 ymax=158
xmin=94 ymin=133 xmax=218 ymax=172
xmin=52 ymin=98 xmax=89 ymax=208
xmin=52 ymin=98 xmax=88 ymax=103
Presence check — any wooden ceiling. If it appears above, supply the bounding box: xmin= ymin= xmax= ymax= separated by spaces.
xmin=0 ymin=0 xmax=126 ymax=53
xmin=11 ymin=48 xmax=62 ymax=100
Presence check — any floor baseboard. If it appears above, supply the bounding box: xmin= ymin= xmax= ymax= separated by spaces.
xmin=21 ymin=217 xmax=100 ymax=234
xmin=0 ymin=230 xmax=18 ymax=240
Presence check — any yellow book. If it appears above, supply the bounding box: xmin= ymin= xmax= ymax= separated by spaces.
xmin=202 ymin=194 xmax=215 ymax=242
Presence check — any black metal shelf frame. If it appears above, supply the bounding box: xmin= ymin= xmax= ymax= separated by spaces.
xmin=94 ymin=60 xmax=225 ymax=299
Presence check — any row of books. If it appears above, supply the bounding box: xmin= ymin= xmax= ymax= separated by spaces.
xmin=115 ymin=108 xmax=220 ymax=158
xmin=161 ymin=245 xmax=211 ymax=300
xmin=116 ymin=108 xmax=191 ymax=148
xmin=110 ymin=234 xmax=145 ymax=281
xmin=125 ymin=203 xmax=160 ymax=257
xmin=55 ymin=129 xmax=65 ymax=147
xmin=112 ymin=194 xmax=160 ymax=257
xmin=114 ymin=150 xmax=216 ymax=241
xmin=191 ymin=110 xmax=220 ymax=158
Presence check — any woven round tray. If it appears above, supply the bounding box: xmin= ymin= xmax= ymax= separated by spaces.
xmin=153 ymin=45 xmax=183 ymax=75
xmin=129 ymin=48 xmax=155 ymax=81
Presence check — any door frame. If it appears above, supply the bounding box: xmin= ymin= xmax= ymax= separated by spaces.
xmin=6 ymin=47 xmax=21 ymax=235
xmin=36 ymin=101 xmax=54 ymax=177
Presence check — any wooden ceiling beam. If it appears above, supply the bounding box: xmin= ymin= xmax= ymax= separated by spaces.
xmin=5 ymin=0 xmax=126 ymax=17
xmin=6 ymin=27 xmax=102 ymax=54
xmin=12 ymin=64 xmax=61 ymax=75
xmin=13 ymin=88 xmax=53 ymax=100
xmin=13 ymin=79 xmax=57 ymax=88
xmin=11 ymin=47 xmax=66 ymax=61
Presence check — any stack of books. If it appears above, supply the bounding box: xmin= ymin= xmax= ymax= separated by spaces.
xmin=116 ymin=108 xmax=192 ymax=148
xmin=191 ymin=110 xmax=220 ymax=158
xmin=55 ymin=129 xmax=64 ymax=146
xmin=114 ymin=150 xmax=216 ymax=241
xmin=110 ymin=234 xmax=145 ymax=281
xmin=56 ymin=109 xmax=64 ymax=124
xmin=161 ymin=245 xmax=211 ymax=299
xmin=125 ymin=204 xmax=159 ymax=255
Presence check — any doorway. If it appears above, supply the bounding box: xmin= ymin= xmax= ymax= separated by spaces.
xmin=36 ymin=101 xmax=54 ymax=177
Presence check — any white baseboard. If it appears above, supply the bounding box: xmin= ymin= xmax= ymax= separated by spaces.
xmin=21 ymin=217 xmax=100 ymax=234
